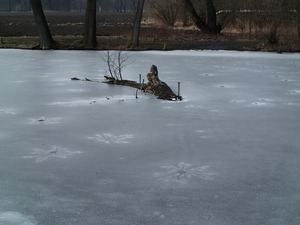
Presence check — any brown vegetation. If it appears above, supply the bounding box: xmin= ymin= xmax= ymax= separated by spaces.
xmin=0 ymin=11 xmax=299 ymax=52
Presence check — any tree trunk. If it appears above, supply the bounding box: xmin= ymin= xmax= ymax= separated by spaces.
xmin=297 ymin=0 xmax=300 ymax=41
xmin=206 ymin=0 xmax=220 ymax=33
xmin=84 ymin=0 xmax=97 ymax=49
xmin=181 ymin=0 xmax=209 ymax=33
xmin=30 ymin=0 xmax=55 ymax=49
xmin=182 ymin=0 xmax=220 ymax=34
xmin=130 ymin=0 xmax=145 ymax=48
xmin=267 ymin=0 xmax=288 ymax=44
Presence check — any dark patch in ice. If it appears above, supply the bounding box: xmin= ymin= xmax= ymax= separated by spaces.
xmin=251 ymin=102 xmax=268 ymax=106
xmin=154 ymin=162 xmax=215 ymax=184
xmin=217 ymin=84 xmax=235 ymax=88
xmin=258 ymin=98 xmax=275 ymax=102
xmin=230 ymin=99 xmax=246 ymax=104
xmin=22 ymin=146 xmax=82 ymax=162
xmin=87 ymin=133 xmax=134 ymax=144
xmin=27 ymin=117 xmax=62 ymax=125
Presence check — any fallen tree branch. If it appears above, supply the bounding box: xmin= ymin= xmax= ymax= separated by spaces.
xmin=71 ymin=65 xmax=182 ymax=101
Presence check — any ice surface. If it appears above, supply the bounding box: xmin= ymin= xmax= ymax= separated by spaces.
xmin=0 ymin=49 xmax=300 ymax=225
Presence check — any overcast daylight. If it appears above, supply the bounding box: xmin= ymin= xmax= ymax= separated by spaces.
xmin=1 ymin=1 xmax=300 ymax=225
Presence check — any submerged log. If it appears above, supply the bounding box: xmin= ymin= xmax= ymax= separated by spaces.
xmin=144 ymin=65 xmax=178 ymax=100
xmin=72 ymin=65 xmax=182 ymax=101
xmin=103 ymin=65 xmax=182 ymax=101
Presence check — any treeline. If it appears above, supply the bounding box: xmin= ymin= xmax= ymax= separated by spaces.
xmin=0 ymin=0 xmax=138 ymax=12
xmin=1 ymin=0 xmax=299 ymax=46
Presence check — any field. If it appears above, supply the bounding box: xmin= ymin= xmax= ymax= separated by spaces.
xmin=1 ymin=12 xmax=299 ymax=52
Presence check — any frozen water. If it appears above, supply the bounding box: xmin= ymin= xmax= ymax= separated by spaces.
xmin=154 ymin=162 xmax=216 ymax=183
xmin=0 ymin=211 xmax=36 ymax=225
xmin=22 ymin=146 xmax=82 ymax=163
xmin=0 ymin=49 xmax=300 ymax=225
xmin=87 ymin=133 xmax=134 ymax=144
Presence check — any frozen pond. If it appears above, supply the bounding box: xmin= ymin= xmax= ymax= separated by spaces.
xmin=0 ymin=49 xmax=300 ymax=225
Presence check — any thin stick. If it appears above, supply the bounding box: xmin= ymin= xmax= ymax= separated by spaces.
xmin=141 ymin=79 xmax=145 ymax=91
xmin=139 ymin=74 xmax=141 ymax=85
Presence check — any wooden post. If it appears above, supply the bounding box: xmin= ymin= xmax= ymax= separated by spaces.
xmin=178 ymin=82 xmax=181 ymax=97
xmin=135 ymin=88 xmax=138 ymax=99
xmin=139 ymin=74 xmax=141 ymax=85
xmin=141 ymin=79 xmax=145 ymax=91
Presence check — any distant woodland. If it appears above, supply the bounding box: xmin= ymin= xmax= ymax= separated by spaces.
xmin=0 ymin=0 xmax=299 ymax=51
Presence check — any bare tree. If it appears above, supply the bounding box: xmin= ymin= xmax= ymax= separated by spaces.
xmin=84 ymin=0 xmax=97 ymax=49
xmin=130 ymin=0 xmax=146 ymax=48
xmin=30 ymin=0 xmax=56 ymax=49
xmin=148 ymin=0 xmax=180 ymax=27
xmin=267 ymin=0 xmax=289 ymax=44
xmin=181 ymin=0 xmax=221 ymax=34
xmin=102 ymin=50 xmax=132 ymax=81
xmin=297 ymin=0 xmax=300 ymax=41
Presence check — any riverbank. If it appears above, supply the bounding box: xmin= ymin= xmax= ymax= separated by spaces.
xmin=1 ymin=12 xmax=299 ymax=52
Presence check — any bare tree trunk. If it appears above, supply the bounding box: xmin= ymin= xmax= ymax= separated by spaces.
xmin=181 ymin=0 xmax=221 ymax=34
xmin=130 ymin=0 xmax=145 ymax=48
xmin=181 ymin=0 xmax=210 ymax=33
xmin=206 ymin=0 xmax=220 ymax=33
xmin=267 ymin=0 xmax=288 ymax=44
xmin=84 ymin=0 xmax=97 ymax=49
xmin=30 ymin=0 xmax=55 ymax=49
xmin=297 ymin=0 xmax=300 ymax=41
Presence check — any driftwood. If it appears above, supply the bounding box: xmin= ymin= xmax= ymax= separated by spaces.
xmin=103 ymin=65 xmax=182 ymax=101
xmin=71 ymin=65 xmax=182 ymax=101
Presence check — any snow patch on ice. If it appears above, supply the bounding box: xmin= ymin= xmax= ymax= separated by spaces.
xmin=216 ymin=84 xmax=235 ymax=88
xmin=154 ymin=162 xmax=216 ymax=184
xmin=284 ymin=102 xmax=300 ymax=106
xmin=68 ymin=89 xmax=87 ymax=93
xmin=230 ymin=99 xmax=247 ymax=104
xmin=0 ymin=108 xmax=18 ymax=115
xmin=289 ymin=90 xmax=300 ymax=95
xmin=201 ymin=73 xmax=216 ymax=77
xmin=230 ymin=98 xmax=276 ymax=107
xmin=14 ymin=80 xmax=25 ymax=83
xmin=53 ymin=82 xmax=66 ymax=86
xmin=258 ymin=98 xmax=275 ymax=102
xmin=153 ymin=211 xmax=166 ymax=219
xmin=47 ymin=95 xmax=143 ymax=107
xmin=23 ymin=146 xmax=82 ymax=162
xmin=249 ymin=98 xmax=276 ymax=106
xmin=47 ymin=99 xmax=102 ymax=107
xmin=281 ymin=79 xmax=294 ymax=82
xmin=251 ymin=102 xmax=268 ymax=106
xmin=87 ymin=133 xmax=134 ymax=144
xmin=27 ymin=117 xmax=62 ymax=125
xmin=184 ymin=104 xmax=204 ymax=109
xmin=195 ymin=130 xmax=210 ymax=139
xmin=0 ymin=211 xmax=36 ymax=225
